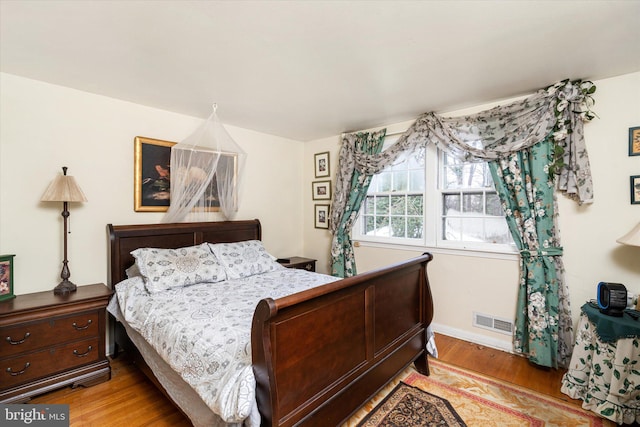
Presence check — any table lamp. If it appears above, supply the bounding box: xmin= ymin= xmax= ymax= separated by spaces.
xmin=41 ymin=167 xmax=87 ymax=295
xmin=616 ymin=222 xmax=640 ymax=310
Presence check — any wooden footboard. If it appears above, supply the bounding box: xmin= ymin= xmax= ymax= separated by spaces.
xmin=252 ymin=253 xmax=433 ymax=427
xmin=108 ymin=220 xmax=433 ymax=427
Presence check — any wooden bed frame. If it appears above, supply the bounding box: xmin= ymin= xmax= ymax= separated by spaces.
xmin=108 ymin=219 xmax=434 ymax=427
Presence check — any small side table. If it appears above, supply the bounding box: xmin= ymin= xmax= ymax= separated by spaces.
xmin=561 ymin=303 xmax=640 ymax=424
xmin=277 ymin=257 xmax=316 ymax=272
xmin=0 ymin=283 xmax=112 ymax=403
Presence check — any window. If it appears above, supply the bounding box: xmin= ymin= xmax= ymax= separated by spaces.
xmin=354 ymin=134 xmax=514 ymax=254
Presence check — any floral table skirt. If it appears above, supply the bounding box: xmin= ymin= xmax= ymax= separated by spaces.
xmin=561 ymin=312 xmax=640 ymax=425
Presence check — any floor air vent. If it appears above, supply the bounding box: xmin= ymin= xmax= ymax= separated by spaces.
xmin=473 ymin=312 xmax=514 ymax=335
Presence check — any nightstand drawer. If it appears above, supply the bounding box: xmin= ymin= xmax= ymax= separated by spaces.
xmin=1 ymin=312 xmax=99 ymax=358
xmin=0 ymin=337 xmax=100 ymax=389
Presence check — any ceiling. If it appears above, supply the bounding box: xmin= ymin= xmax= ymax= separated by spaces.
xmin=1 ymin=1 xmax=639 ymax=142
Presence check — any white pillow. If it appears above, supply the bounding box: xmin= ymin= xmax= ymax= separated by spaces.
xmin=208 ymin=240 xmax=283 ymax=279
xmin=131 ymin=243 xmax=227 ymax=293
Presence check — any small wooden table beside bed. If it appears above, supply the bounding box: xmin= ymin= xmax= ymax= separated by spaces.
xmin=107 ymin=219 xmax=434 ymax=427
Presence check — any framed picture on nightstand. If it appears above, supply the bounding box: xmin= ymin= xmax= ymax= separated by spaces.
xmin=0 ymin=254 xmax=15 ymax=301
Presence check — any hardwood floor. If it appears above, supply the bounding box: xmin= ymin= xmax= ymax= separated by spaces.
xmin=28 ymin=333 xmax=581 ymax=426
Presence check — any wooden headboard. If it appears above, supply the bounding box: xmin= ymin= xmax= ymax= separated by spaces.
xmin=107 ymin=219 xmax=262 ymax=288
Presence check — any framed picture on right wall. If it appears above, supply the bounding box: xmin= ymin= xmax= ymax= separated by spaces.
xmin=629 ymin=126 xmax=640 ymax=156
xmin=631 ymin=175 xmax=640 ymax=205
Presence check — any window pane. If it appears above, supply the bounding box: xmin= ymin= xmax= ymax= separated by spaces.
xmin=364 ymin=215 xmax=375 ymax=235
xmin=391 ymin=195 xmax=405 ymax=215
xmin=486 ymin=192 xmax=503 ymax=216
xmin=443 ymin=160 xmax=492 ymax=190
xmin=485 ymin=218 xmax=512 ymax=244
xmin=443 ymin=193 xmax=460 ymax=215
xmin=365 ymin=196 xmax=375 ymax=214
xmin=375 ymin=216 xmax=389 ymax=235
xmin=392 ymin=171 xmax=407 ymax=192
xmin=409 ymin=169 xmax=424 ymax=191
xmin=443 ymin=217 xmax=461 ymax=240
xmin=377 ymin=172 xmax=391 ymax=192
xmin=463 ymin=193 xmax=483 ymax=214
xmin=407 ymin=217 xmax=424 ymax=239
xmin=407 ymin=195 xmax=423 ymax=215
xmin=407 ymin=151 xmax=425 ymax=169
xmin=391 ymin=217 xmax=406 ymax=237
xmin=468 ymin=218 xmax=486 ymax=241
xmin=376 ymin=196 xmax=390 ymax=214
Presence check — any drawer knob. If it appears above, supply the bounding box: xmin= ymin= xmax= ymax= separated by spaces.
xmin=305 ymin=264 xmax=312 ymax=270
xmin=73 ymin=345 xmax=93 ymax=357
xmin=72 ymin=319 xmax=92 ymax=330
xmin=5 ymin=332 xmax=31 ymax=345
xmin=6 ymin=362 xmax=30 ymax=376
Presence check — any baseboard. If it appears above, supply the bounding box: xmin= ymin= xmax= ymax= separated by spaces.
xmin=430 ymin=322 xmax=514 ymax=354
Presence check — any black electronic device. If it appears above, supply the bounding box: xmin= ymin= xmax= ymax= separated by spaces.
xmin=596 ymin=282 xmax=627 ymax=317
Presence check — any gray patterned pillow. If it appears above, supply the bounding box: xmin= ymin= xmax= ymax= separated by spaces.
xmin=131 ymin=243 xmax=227 ymax=293
xmin=208 ymin=240 xmax=282 ymax=279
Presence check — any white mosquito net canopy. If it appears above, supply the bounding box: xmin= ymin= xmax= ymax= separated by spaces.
xmin=162 ymin=107 xmax=246 ymax=223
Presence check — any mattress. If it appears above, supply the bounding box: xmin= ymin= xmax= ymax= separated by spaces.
xmin=108 ymin=268 xmax=340 ymax=426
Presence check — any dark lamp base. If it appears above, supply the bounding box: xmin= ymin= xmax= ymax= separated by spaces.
xmin=54 ymin=280 xmax=77 ymax=295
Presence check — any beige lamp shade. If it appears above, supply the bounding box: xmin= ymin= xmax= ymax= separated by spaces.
xmin=616 ymin=222 xmax=640 ymax=247
xmin=41 ymin=167 xmax=87 ymax=203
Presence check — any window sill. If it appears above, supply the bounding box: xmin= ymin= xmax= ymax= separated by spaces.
xmin=353 ymin=239 xmax=519 ymax=261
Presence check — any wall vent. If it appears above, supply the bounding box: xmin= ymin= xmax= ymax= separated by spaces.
xmin=473 ymin=312 xmax=514 ymax=335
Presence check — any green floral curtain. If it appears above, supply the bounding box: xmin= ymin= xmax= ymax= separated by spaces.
xmin=328 ymin=79 xmax=596 ymax=366
xmin=329 ymin=130 xmax=386 ymax=277
xmin=488 ymin=139 xmax=573 ymax=368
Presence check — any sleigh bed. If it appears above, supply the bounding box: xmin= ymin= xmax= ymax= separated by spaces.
xmin=107 ymin=219 xmax=434 ymax=427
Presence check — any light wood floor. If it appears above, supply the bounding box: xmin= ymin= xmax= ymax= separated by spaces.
xmin=29 ymin=333 xmax=581 ymax=426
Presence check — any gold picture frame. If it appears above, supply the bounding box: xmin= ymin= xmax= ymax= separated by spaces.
xmin=134 ymin=136 xmax=176 ymax=212
xmin=629 ymin=126 xmax=640 ymax=156
xmin=134 ymin=136 xmax=239 ymax=213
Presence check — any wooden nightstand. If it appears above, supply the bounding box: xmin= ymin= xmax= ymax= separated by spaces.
xmin=277 ymin=257 xmax=316 ymax=272
xmin=0 ymin=283 xmax=112 ymax=403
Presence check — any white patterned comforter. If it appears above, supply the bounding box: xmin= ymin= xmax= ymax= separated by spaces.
xmin=112 ymin=267 xmax=340 ymax=424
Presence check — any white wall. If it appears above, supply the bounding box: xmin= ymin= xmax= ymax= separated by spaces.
xmin=304 ymin=72 xmax=640 ymax=351
xmin=0 ymin=73 xmax=305 ymax=295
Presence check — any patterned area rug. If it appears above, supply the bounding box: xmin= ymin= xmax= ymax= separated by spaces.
xmin=356 ymin=382 xmax=466 ymax=427
xmin=344 ymin=358 xmax=615 ymax=427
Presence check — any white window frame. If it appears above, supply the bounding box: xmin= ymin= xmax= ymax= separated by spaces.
xmin=352 ymin=136 xmax=517 ymax=259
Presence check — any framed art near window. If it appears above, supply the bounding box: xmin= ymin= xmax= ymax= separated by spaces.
xmin=134 ymin=136 xmax=176 ymax=212
xmin=631 ymin=175 xmax=640 ymax=205
xmin=314 ymin=204 xmax=330 ymax=229
xmin=0 ymin=254 xmax=16 ymax=302
xmin=312 ymin=180 xmax=332 ymax=200
xmin=314 ymin=152 xmax=330 ymax=178
xmin=629 ymin=127 xmax=640 ymax=156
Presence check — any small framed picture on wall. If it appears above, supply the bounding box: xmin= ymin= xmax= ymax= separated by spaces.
xmin=631 ymin=175 xmax=640 ymax=205
xmin=314 ymin=152 xmax=330 ymax=178
xmin=312 ymin=180 xmax=331 ymax=200
xmin=629 ymin=126 xmax=640 ymax=156
xmin=314 ymin=204 xmax=330 ymax=229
